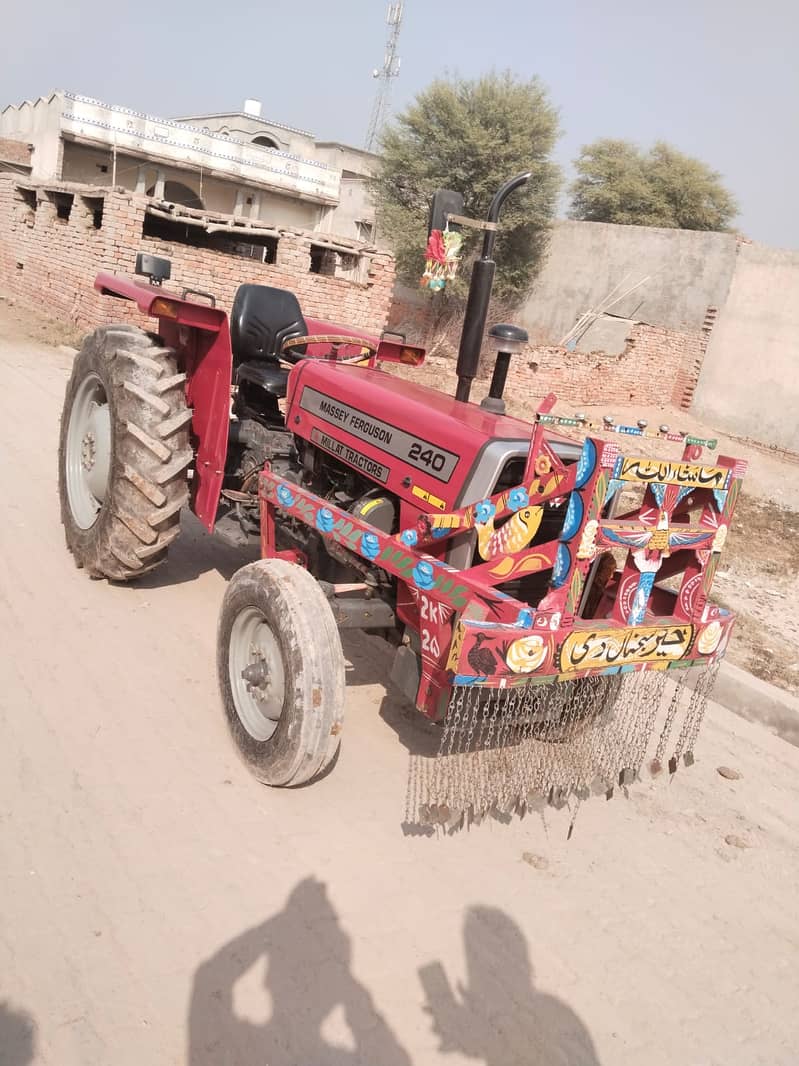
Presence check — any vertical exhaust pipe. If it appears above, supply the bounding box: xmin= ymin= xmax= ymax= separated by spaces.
xmin=454 ymin=171 xmax=532 ymax=404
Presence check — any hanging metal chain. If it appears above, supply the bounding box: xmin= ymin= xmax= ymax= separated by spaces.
xmin=672 ymin=660 xmax=719 ymax=771
xmin=409 ymin=662 xmax=717 ymax=828
xmin=684 ymin=659 xmax=719 ymax=761
xmin=652 ymin=671 xmax=688 ymax=775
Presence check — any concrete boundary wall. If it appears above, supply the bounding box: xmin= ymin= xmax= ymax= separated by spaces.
xmin=693 ymin=241 xmax=799 ymax=453
xmin=519 ymin=219 xmax=738 ymax=339
xmin=3 ymin=173 xmax=797 ymax=452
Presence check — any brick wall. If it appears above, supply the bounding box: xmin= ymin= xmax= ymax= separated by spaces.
xmin=0 ymin=173 xmax=713 ymax=415
xmin=0 ymin=175 xmax=395 ymax=334
xmin=387 ymin=288 xmax=711 ymax=410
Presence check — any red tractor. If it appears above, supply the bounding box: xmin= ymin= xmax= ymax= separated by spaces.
xmin=58 ymin=177 xmax=744 ymax=826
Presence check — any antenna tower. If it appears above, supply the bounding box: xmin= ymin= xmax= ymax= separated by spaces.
xmin=365 ymin=2 xmax=403 ymax=151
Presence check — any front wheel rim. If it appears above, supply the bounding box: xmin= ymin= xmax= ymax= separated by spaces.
xmin=65 ymin=372 xmax=112 ymax=530
xmin=228 ymin=606 xmax=286 ymax=741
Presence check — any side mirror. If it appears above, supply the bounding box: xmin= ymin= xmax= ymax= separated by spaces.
xmin=427 ymin=189 xmax=464 ymax=236
xmin=135 ymin=252 xmax=171 ymax=286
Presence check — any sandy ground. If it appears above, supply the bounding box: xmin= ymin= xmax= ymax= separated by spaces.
xmin=1 ymin=310 xmax=799 ymax=1066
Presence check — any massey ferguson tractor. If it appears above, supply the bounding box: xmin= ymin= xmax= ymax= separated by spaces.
xmin=58 ymin=174 xmax=745 ymax=827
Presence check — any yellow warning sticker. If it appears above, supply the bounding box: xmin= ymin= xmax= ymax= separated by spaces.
xmin=412 ymin=485 xmax=447 ymax=511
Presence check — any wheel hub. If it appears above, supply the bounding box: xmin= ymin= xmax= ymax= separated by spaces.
xmin=64 ymin=372 xmax=112 ymax=530
xmin=228 ymin=607 xmax=285 ymax=741
xmin=242 ymin=654 xmax=270 ymax=693
xmin=81 ymin=431 xmax=96 ymax=471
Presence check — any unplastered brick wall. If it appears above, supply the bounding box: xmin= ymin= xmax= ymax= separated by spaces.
xmin=504 ymin=324 xmax=709 ymax=408
xmin=387 ymin=288 xmax=711 ymax=410
xmin=625 ymin=312 xmax=717 ymax=410
xmin=385 ymin=340 xmax=696 ymax=412
xmin=0 ymin=178 xmax=113 ymax=325
xmin=0 ymin=176 xmax=395 ymax=334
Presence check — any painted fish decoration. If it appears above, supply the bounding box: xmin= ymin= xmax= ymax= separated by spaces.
xmin=476 ymin=506 xmax=544 ymax=561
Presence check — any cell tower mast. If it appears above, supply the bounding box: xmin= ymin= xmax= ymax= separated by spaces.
xmin=365 ymin=2 xmax=403 ymax=152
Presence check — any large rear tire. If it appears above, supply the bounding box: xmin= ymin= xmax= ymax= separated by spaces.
xmin=217 ymin=559 xmax=346 ymax=786
xmin=58 ymin=324 xmax=192 ymax=580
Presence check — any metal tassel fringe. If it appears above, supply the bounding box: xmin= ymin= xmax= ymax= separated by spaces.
xmin=404 ymin=662 xmax=719 ymax=832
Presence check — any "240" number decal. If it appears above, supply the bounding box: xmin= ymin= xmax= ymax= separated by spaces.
xmin=409 ymin=442 xmax=447 ymax=473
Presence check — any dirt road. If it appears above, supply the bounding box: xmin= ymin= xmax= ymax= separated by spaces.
xmin=1 ymin=315 xmax=798 ymax=1066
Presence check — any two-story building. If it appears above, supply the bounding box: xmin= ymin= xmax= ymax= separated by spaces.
xmin=0 ymin=91 xmax=377 ymax=248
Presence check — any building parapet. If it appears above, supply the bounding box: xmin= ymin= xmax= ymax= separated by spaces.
xmin=61 ymin=93 xmax=340 ymax=204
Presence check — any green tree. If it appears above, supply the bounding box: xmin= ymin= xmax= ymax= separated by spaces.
xmin=569 ymin=139 xmax=738 ymax=231
xmin=374 ymin=72 xmax=561 ymax=300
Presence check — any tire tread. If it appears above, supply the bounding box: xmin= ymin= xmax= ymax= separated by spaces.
xmin=58 ymin=325 xmax=192 ymax=581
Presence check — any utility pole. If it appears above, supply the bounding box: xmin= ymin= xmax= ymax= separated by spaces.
xmin=365 ymin=1 xmax=403 ymax=152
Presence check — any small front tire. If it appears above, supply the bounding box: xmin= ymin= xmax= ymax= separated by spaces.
xmin=217 ymin=559 xmax=346 ymax=786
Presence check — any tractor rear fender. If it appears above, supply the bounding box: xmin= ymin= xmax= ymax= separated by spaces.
xmin=94 ymin=271 xmax=232 ymax=531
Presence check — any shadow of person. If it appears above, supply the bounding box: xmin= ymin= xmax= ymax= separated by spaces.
xmin=0 ymin=999 xmax=36 ymax=1066
xmin=188 ymin=877 xmax=411 ymax=1066
xmin=420 ymin=907 xmax=601 ymax=1066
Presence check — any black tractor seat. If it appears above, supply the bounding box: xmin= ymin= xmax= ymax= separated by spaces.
xmin=236 ymin=360 xmax=289 ymax=399
xmin=230 ymin=283 xmax=378 ymax=406
xmin=230 ymin=283 xmax=312 ymax=404
xmin=230 ymin=284 xmax=309 ymax=367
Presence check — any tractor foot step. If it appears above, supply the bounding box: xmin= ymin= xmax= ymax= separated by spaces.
xmin=329 ymin=596 xmax=396 ymax=630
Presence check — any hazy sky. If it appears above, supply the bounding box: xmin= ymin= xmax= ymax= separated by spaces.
xmin=2 ymin=0 xmax=796 ymax=247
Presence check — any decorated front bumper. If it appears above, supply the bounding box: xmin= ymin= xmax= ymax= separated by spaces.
xmin=445 ymin=610 xmax=733 ymax=687
xmin=259 ymin=424 xmax=745 ymax=712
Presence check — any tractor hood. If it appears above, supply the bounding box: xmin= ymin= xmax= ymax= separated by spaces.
xmin=286 ymin=359 xmax=580 ymax=512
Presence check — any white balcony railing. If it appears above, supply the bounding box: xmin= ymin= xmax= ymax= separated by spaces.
xmin=61 ymin=93 xmax=340 ymax=203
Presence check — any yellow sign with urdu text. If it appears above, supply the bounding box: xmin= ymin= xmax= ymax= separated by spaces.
xmin=617 ymin=458 xmax=727 ymax=489
xmin=559 ymin=624 xmax=694 ymax=673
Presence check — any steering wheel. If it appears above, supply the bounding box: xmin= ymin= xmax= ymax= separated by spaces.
xmin=281 ymin=334 xmax=379 ymax=359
